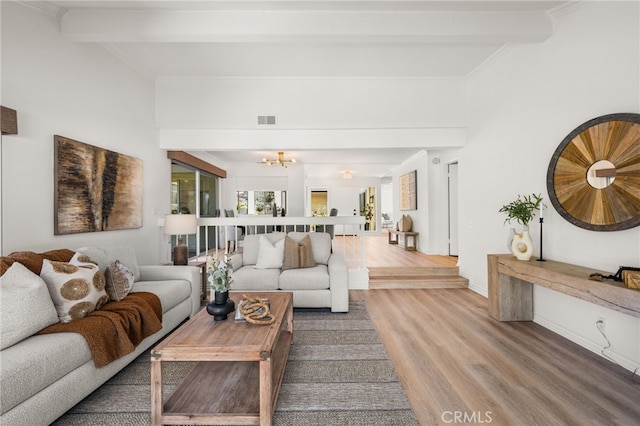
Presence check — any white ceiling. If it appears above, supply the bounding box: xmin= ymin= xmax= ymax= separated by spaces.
xmin=43 ymin=0 xmax=572 ymax=177
xmin=208 ymin=147 xmax=426 ymax=177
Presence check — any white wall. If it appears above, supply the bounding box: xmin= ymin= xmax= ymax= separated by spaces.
xmin=157 ymin=77 xmax=466 ymax=129
xmin=380 ymin=179 xmax=393 ymax=221
xmin=155 ymin=76 xmax=467 ymax=151
xmin=460 ymin=1 xmax=640 ymax=371
xmin=307 ymin=174 xmax=381 ymax=234
xmin=392 ymin=151 xmax=429 ymax=250
xmin=1 ymin=3 xmax=165 ymax=264
xmin=220 ymin=162 xmax=306 ymax=217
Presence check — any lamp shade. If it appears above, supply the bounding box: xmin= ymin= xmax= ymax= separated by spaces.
xmin=164 ymin=214 xmax=197 ymax=235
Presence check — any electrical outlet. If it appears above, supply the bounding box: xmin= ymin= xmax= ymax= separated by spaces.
xmin=597 ymin=316 xmax=606 ymax=331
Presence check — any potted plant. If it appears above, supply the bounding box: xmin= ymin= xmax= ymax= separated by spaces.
xmin=499 ymin=193 xmax=544 ymax=260
xmin=206 ymin=255 xmax=235 ymax=320
xmin=499 ymin=193 xmax=543 ymax=228
xmin=208 ymin=255 xmax=233 ymax=292
xmin=364 ymin=203 xmax=374 ymax=230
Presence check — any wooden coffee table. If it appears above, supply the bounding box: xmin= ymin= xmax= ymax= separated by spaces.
xmin=150 ymin=292 xmax=293 ymax=426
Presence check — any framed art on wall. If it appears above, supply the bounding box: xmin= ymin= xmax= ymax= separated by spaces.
xmin=54 ymin=135 xmax=143 ymax=235
xmin=400 ymin=170 xmax=417 ymax=211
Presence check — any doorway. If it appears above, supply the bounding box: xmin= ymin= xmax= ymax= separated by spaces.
xmin=310 ymin=190 xmax=328 ymax=217
xmin=448 ymin=162 xmax=459 ymax=256
xmin=359 ymin=187 xmax=376 ymax=231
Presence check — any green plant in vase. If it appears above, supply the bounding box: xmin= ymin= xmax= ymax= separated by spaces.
xmin=206 ymin=255 xmax=235 ymax=320
xmin=499 ymin=193 xmax=544 ymax=260
xmin=499 ymin=193 xmax=544 ymax=228
xmin=208 ymin=255 xmax=233 ymax=293
xmin=364 ymin=203 xmax=374 ymax=230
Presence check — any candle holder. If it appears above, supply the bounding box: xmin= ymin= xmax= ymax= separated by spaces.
xmin=537 ymin=217 xmax=546 ymax=262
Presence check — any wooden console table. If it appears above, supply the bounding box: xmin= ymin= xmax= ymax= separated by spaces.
xmin=487 ymin=254 xmax=640 ymax=321
xmin=388 ymin=230 xmax=418 ymax=251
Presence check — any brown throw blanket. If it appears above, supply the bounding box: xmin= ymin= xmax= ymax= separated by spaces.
xmin=37 ymin=292 xmax=163 ymax=368
xmin=1 ymin=249 xmax=75 ymax=275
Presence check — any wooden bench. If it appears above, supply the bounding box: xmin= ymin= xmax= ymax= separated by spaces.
xmin=388 ymin=230 xmax=419 ymax=251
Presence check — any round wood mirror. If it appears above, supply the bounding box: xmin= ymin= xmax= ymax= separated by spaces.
xmin=546 ymin=113 xmax=640 ymax=231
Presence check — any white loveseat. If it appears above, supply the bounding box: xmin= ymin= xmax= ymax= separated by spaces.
xmin=228 ymin=231 xmax=349 ymax=312
xmin=0 ymin=245 xmax=201 ymax=426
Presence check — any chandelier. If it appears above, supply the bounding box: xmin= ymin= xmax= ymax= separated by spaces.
xmin=262 ymin=151 xmax=296 ymax=168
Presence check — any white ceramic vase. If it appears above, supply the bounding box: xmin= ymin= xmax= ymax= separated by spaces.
xmin=511 ymin=229 xmax=534 ymax=261
xmin=506 ymin=228 xmax=516 ymax=252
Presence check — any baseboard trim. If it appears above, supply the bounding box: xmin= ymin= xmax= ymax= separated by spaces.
xmin=534 ymin=315 xmax=639 ymax=374
xmin=465 ymin=272 xmax=487 ymax=297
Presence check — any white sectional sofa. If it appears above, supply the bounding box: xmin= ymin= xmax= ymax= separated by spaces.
xmin=229 ymin=231 xmax=349 ymax=312
xmin=0 ymin=245 xmax=201 ymax=426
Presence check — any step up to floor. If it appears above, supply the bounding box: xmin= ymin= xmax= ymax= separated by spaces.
xmin=368 ymin=276 xmax=469 ymax=289
xmin=368 ymin=266 xmax=460 ymax=278
xmin=367 ymin=266 xmax=468 ymax=289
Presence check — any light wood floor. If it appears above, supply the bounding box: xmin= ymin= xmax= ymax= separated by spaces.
xmin=334 ymin=232 xmax=467 ymax=288
xmin=353 ymin=288 xmax=640 ymax=425
xmin=333 ymin=232 xmax=458 ymax=268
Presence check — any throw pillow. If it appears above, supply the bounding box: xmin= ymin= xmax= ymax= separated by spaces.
xmin=71 ymin=251 xmax=97 ymax=266
xmin=255 ymin=235 xmax=285 ymax=269
xmin=76 ymin=245 xmax=141 ymax=282
xmin=104 ymin=260 xmax=135 ymax=301
xmin=282 ymin=235 xmax=316 ymax=270
xmin=298 ymin=235 xmax=316 ymax=268
xmin=282 ymin=235 xmax=298 ymax=270
xmin=287 ymin=232 xmax=331 ymax=265
xmin=0 ymin=262 xmax=59 ymax=350
xmin=40 ymin=259 xmax=109 ymax=323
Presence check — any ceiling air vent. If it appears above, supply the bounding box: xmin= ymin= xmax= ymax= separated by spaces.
xmin=257 ymin=115 xmax=276 ymax=125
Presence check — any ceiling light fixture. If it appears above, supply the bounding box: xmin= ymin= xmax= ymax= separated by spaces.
xmin=342 ymin=170 xmax=353 ymax=179
xmin=262 ymin=151 xmax=296 ymax=168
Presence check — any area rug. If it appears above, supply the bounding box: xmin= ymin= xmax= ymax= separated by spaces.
xmin=53 ymin=301 xmax=418 ymax=425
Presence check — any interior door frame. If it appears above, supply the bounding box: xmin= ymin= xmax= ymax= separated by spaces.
xmin=447 ymin=161 xmax=459 ymax=256
xmin=309 ymin=187 xmax=329 ymax=217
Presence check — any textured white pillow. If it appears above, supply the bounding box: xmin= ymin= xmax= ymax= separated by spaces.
xmin=76 ymin=245 xmax=140 ymax=282
xmin=104 ymin=260 xmax=135 ymax=301
xmin=40 ymin=258 xmax=109 ymax=323
xmin=255 ymin=235 xmax=285 ymax=269
xmin=0 ymin=262 xmax=59 ymax=350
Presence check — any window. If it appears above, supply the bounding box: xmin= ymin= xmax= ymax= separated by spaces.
xmin=171 ymin=164 xmax=196 ymax=215
xmin=198 ymin=171 xmax=219 ymax=256
xmin=236 ymin=190 xmax=287 ymax=216
xmin=170 ymin=162 xmax=220 ymax=260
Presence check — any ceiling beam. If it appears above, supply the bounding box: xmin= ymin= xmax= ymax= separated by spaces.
xmin=60 ymin=9 xmax=553 ymax=44
xmin=158 ymin=127 xmax=467 ymax=151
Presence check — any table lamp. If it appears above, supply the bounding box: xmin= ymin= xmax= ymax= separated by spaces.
xmin=164 ymin=214 xmax=197 ymax=265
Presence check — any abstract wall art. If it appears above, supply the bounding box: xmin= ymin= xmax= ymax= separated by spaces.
xmin=400 ymin=170 xmax=417 ymax=211
xmin=54 ymin=135 xmax=143 ymax=235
